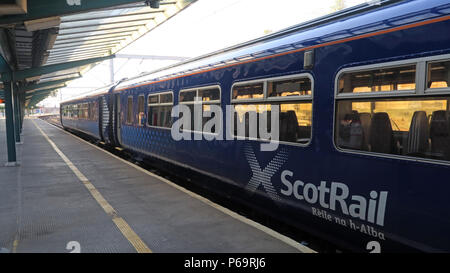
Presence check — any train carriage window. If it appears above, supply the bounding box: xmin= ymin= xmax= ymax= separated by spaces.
xmin=149 ymin=94 xmax=159 ymax=104
xmin=198 ymin=88 xmax=220 ymax=101
xmin=160 ymin=93 xmax=173 ymax=104
xmin=179 ymin=87 xmax=221 ymax=133
xmin=88 ymin=103 xmax=92 ymax=120
xmin=231 ymin=75 xmax=313 ymax=144
xmin=179 ymin=90 xmax=196 ymax=103
xmin=338 ymin=65 xmax=416 ymax=94
xmin=232 ymin=83 xmax=263 ymax=100
xmin=148 ymin=92 xmax=173 ymax=128
xmin=268 ymin=78 xmax=312 ymax=97
xmin=427 ymin=60 xmax=450 ymax=89
xmin=137 ymin=95 xmax=145 ymax=126
xmin=81 ymin=103 xmax=88 ymax=119
xmin=336 ymin=59 xmax=450 ymax=162
xmin=126 ymin=97 xmax=133 ymax=124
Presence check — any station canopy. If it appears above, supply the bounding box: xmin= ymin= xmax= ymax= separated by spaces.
xmin=0 ymin=0 xmax=196 ymax=107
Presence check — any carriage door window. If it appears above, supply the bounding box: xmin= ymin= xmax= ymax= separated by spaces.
xmin=335 ymin=60 xmax=450 ymax=162
xmin=137 ymin=95 xmax=145 ymax=126
xmin=126 ymin=97 xmax=133 ymax=124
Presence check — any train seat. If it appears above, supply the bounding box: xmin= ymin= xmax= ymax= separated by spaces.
xmin=405 ymin=111 xmax=429 ymax=156
xmin=280 ymin=110 xmax=298 ymax=142
xmin=369 ymin=112 xmax=393 ymax=153
xmin=430 ymin=110 xmax=450 ymax=159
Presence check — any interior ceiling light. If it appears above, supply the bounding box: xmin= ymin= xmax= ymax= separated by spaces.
xmin=24 ymin=16 xmax=61 ymax=32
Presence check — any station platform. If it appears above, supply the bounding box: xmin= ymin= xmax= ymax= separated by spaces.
xmin=0 ymin=118 xmax=313 ymax=253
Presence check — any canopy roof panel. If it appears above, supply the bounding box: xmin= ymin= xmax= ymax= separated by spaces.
xmin=0 ymin=0 xmax=196 ymax=107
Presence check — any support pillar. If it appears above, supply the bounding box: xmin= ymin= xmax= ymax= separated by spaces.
xmin=2 ymin=79 xmax=17 ymax=164
xmin=13 ymin=83 xmax=21 ymax=143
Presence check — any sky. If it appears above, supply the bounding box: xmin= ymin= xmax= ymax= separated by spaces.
xmin=38 ymin=0 xmax=367 ymax=107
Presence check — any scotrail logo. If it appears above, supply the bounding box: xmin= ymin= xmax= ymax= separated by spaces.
xmin=244 ymin=144 xmax=289 ymax=203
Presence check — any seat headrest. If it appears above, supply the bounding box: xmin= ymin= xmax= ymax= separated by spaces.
xmin=371 ymin=112 xmax=391 ymax=128
xmin=286 ymin=110 xmax=298 ymax=126
xmin=430 ymin=110 xmax=449 ymax=137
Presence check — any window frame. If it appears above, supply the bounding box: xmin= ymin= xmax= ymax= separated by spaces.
xmin=335 ymin=62 xmax=419 ymax=100
xmin=126 ymin=96 xmax=134 ymax=125
xmin=178 ymin=85 xmax=222 ymax=134
xmin=147 ymin=90 xmax=174 ymax=130
xmin=425 ymin=58 xmax=450 ymax=94
xmin=333 ymin=53 xmax=450 ymax=165
xmin=230 ymin=73 xmax=314 ymax=147
xmin=137 ymin=94 xmax=146 ymax=127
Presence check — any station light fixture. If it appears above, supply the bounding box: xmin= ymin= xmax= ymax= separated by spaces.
xmin=146 ymin=0 xmax=160 ymax=9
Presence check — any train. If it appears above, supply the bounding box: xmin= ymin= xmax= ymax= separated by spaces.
xmin=60 ymin=0 xmax=450 ymax=252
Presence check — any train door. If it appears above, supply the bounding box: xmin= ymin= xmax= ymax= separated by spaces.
xmin=100 ymin=95 xmax=110 ymax=142
xmin=115 ymin=93 xmax=122 ymax=146
xmin=99 ymin=97 xmax=104 ymax=141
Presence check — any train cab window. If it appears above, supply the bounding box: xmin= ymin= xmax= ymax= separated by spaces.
xmin=179 ymin=87 xmax=221 ymax=133
xmin=427 ymin=60 xmax=450 ymax=89
xmin=231 ymin=74 xmax=313 ymax=144
xmin=148 ymin=92 xmax=173 ymax=128
xmin=126 ymin=97 xmax=133 ymax=124
xmin=338 ymin=65 xmax=416 ymax=93
xmin=335 ymin=59 xmax=450 ymax=162
xmin=137 ymin=95 xmax=145 ymax=126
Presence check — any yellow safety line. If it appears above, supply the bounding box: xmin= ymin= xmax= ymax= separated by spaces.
xmin=12 ymin=236 xmax=19 ymax=253
xmin=31 ymin=120 xmax=152 ymax=253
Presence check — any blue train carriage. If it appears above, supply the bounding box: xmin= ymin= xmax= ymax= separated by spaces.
xmin=62 ymin=0 xmax=450 ymax=252
xmin=60 ymin=87 xmax=107 ymax=139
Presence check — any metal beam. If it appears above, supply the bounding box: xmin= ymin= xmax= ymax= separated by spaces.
xmin=23 ymin=76 xmax=80 ymax=93
xmin=14 ymin=55 xmax=115 ymax=81
xmin=55 ymin=30 xmax=135 ymax=42
xmin=46 ymin=53 xmax=108 ymax=63
xmin=49 ymin=48 xmax=111 ymax=59
xmin=0 ymin=0 xmax=153 ymax=25
xmin=26 ymin=83 xmax=66 ymax=93
xmin=39 ymin=72 xmax=80 ymax=81
xmin=13 ymin=84 xmax=21 ymax=143
xmin=98 ymin=1 xmax=177 ymax=11
xmin=59 ymin=17 xmax=155 ymax=30
xmin=49 ymin=42 xmax=121 ymax=52
xmin=48 ymin=48 xmax=114 ymax=58
xmin=54 ymin=34 xmax=131 ymax=46
xmin=2 ymin=79 xmax=16 ymax=164
xmin=61 ymin=10 xmax=164 ymax=23
xmin=57 ymin=24 xmax=146 ymax=36
xmin=115 ymin=54 xmax=189 ymax=61
xmin=51 ymin=39 xmax=124 ymax=49
xmin=26 ymin=87 xmax=62 ymax=99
